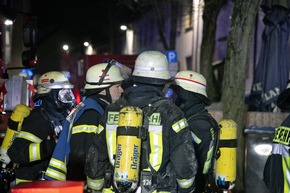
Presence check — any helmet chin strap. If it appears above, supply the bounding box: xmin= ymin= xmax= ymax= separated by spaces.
xmin=91 ymin=86 xmax=112 ymax=104
xmin=103 ymin=87 xmax=112 ymax=104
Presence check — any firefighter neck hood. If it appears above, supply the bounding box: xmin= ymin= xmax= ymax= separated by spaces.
xmin=83 ymin=87 xmax=113 ymax=105
xmin=171 ymin=85 xmax=212 ymax=106
xmin=124 ymin=84 xmax=163 ymax=107
xmin=86 ymin=93 xmax=109 ymax=110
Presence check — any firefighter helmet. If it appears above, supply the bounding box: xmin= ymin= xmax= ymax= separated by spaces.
xmin=85 ymin=63 xmax=124 ymax=89
xmin=36 ymin=71 xmax=74 ymax=96
xmin=175 ymin=70 xmax=208 ymax=97
xmin=132 ymin=51 xmax=171 ymax=85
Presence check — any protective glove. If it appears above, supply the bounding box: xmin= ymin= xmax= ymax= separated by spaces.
xmin=54 ymin=125 xmax=63 ymax=137
xmin=0 ymin=148 xmax=11 ymax=167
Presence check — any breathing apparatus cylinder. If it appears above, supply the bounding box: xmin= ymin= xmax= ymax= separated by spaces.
xmin=113 ymin=106 xmax=143 ymax=193
xmin=215 ymin=119 xmax=237 ymax=191
xmin=0 ymin=104 xmax=30 ymax=168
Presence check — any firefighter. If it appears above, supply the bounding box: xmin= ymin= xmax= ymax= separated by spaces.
xmin=7 ymin=71 xmax=75 ymax=184
xmin=170 ymin=70 xmax=220 ymax=193
xmin=85 ymin=50 xmax=197 ymax=193
xmin=44 ymin=63 xmax=124 ymax=181
xmin=263 ymin=80 xmax=290 ymax=193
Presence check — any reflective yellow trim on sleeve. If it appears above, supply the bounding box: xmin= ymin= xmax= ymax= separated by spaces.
xmin=177 ymin=176 xmax=195 ymax=188
xmin=72 ymin=125 xmax=98 ymax=134
xmin=87 ymin=176 xmax=104 ymax=190
xmin=97 ymin=124 xmax=104 ymax=134
xmin=16 ymin=178 xmax=32 ymax=184
xmin=172 ymin=118 xmax=188 ymax=133
xmin=191 ymin=131 xmax=201 ymax=144
xmin=45 ymin=167 xmax=66 ymax=180
xmin=48 ymin=158 xmax=67 ymax=173
xmin=29 ymin=143 xmax=40 ymax=162
xmin=18 ymin=131 xmax=42 ymax=143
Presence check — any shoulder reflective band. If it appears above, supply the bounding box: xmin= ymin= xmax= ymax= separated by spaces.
xmin=273 ymin=126 xmax=290 ymax=146
xmin=18 ymin=131 xmax=42 ymax=143
xmin=172 ymin=118 xmax=188 ymax=133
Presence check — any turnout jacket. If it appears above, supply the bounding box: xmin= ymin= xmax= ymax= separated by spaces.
xmin=45 ymin=97 xmax=104 ymax=181
xmin=264 ymin=114 xmax=290 ymax=193
xmin=85 ymin=85 xmax=197 ymax=192
xmin=7 ymin=107 xmax=62 ymax=182
xmin=67 ymin=97 xmax=105 ymax=180
xmin=178 ymin=99 xmax=219 ymax=193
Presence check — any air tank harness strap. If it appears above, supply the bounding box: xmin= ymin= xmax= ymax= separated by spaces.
xmin=216 ymin=137 xmax=237 ymax=159
xmin=117 ymin=126 xmax=146 ymax=139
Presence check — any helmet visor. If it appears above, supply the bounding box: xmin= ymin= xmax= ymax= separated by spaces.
xmin=58 ymin=89 xmax=76 ymax=104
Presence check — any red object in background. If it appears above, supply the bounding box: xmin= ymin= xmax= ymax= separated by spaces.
xmin=27 ymin=83 xmax=35 ymax=108
xmin=73 ymin=85 xmax=82 ymax=104
xmin=0 ymin=81 xmax=7 ymax=113
xmin=60 ymin=54 xmax=137 ymax=93
xmin=11 ymin=181 xmax=84 ymax=193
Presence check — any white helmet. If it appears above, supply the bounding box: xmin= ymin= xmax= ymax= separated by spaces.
xmin=85 ymin=63 xmax=124 ymax=89
xmin=175 ymin=70 xmax=208 ymax=97
xmin=37 ymin=71 xmax=74 ymax=95
xmin=132 ymin=51 xmax=171 ymax=85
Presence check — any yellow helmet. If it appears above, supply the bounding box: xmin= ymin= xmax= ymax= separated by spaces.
xmin=37 ymin=71 xmax=74 ymax=94
xmin=85 ymin=63 xmax=124 ymax=89
xmin=175 ymin=70 xmax=208 ymax=97
xmin=132 ymin=51 xmax=171 ymax=85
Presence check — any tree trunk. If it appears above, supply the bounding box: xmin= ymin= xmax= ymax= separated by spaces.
xmin=153 ymin=0 xmax=169 ymax=50
xmin=221 ymin=0 xmax=260 ymax=192
xmin=169 ymin=0 xmax=178 ymax=50
xmin=200 ymin=0 xmax=226 ymax=102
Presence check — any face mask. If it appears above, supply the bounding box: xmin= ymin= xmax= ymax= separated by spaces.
xmin=58 ymin=89 xmax=76 ymax=104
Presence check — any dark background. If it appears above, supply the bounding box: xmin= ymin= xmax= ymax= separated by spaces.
xmin=32 ymin=0 xmax=145 ymax=53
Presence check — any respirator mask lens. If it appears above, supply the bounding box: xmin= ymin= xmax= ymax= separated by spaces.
xmin=58 ymin=89 xmax=76 ymax=104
